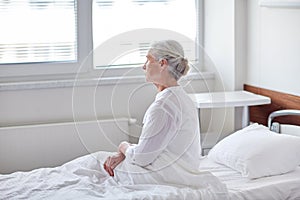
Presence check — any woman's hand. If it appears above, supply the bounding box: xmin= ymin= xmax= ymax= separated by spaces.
xmin=103 ymin=152 xmax=125 ymax=176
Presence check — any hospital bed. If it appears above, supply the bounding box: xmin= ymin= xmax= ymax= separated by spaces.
xmin=205 ymin=109 xmax=300 ymax=200
xmin=1 ymin=109 xmax=300 ymax=199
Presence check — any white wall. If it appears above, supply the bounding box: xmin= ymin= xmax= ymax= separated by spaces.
xmin=0 ymin=79 xmax=212 ymax=128
xmin=204 ymin=0 xmax=247 ymax=91
xmin=204 ymin=0 xmax=235 ymax=91
xmin=247 ymin=0 xmax=300 ymax=96
xmin=202 ymin=0 xmax=248 ymax=144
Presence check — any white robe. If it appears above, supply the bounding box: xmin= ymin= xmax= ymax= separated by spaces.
xmin=114 ymin=86 xmax=220 ymax=188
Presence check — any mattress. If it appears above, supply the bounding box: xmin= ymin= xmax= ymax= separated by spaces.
xmin=199 ymin=157 xmax=300 ymax=200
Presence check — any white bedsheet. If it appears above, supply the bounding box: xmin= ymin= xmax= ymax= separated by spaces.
xmin=0 ymin=152 xmax=229 ymax=200
xmin=2 ymin=152 xmax=299 ymax=200
xmin=199 ymin=157 xmax=300 ymax=200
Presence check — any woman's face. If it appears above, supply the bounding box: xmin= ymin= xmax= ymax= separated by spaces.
xmin=142 ymin=53 xmax=162 ymax=83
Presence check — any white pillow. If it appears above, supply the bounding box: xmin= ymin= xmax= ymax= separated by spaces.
xmin=207 ymin=123 xmax=300 ymax=179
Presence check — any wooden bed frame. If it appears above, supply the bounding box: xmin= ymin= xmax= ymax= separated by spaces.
xmin=244 ymin=84 xmax=300 ymax=126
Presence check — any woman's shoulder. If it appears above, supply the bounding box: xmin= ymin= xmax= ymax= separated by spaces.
xmin=157 ymin=86 xmax=190 ymax=106
xmin=151 ymin=90 xmax=183 ymax=116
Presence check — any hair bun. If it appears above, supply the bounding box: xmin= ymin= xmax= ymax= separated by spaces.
xmin=179 ymin=57 xmax=190 ymax=76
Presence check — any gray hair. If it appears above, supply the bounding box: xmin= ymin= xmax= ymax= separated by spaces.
xmin=149 ymin=40 xmax=190 ymax=80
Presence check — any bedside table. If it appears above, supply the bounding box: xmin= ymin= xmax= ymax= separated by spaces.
xmin=188 ymin=90 xmax=271 ymax=128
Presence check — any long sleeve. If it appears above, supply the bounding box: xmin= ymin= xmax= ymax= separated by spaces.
xmin=125 ymin=103 xmax=180 ymax=167
xmin=115 ymin=86 xmax=204 ymax=188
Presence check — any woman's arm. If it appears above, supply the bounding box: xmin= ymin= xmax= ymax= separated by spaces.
xmin=123 ymin=107 xmax=179 ymax=167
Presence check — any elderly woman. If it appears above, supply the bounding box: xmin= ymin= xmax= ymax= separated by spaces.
xmin=104 ymin=40 xmax=205 ymax=187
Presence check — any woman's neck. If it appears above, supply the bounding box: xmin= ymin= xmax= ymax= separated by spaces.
xmin=154 ymin=81 xmax=179 ymax=92
xmin=156 ymin=84 xmax=167 ymax=92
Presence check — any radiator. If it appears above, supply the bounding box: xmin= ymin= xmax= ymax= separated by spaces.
xmin=0 ymin=118 xmax=136 ymax=174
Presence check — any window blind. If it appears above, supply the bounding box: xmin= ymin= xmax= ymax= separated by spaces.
xmin=0 ymin=0 xmax=77 ymax=65
xmin=93 ymin=0 xmax=197 ymax=68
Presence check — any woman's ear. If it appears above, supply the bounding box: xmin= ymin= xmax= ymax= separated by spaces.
xmin=160 ymin=58 xmax=168 ymax=67
xmin=160 ymin=59 xmax=168 ymax=73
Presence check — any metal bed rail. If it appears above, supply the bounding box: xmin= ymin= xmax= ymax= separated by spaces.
xmin=268 ymin=109 xmax=300 ymax=132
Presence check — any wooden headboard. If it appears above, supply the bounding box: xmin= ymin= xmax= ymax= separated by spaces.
xmin=244 ymin=84 xmax=300 ymax=126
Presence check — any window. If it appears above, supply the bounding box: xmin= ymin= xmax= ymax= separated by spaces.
xmin=0 ymin=0 xmax=77 ymax=64
xmin=0 ymin=0 xmax=92 ymax=78
xmin=0 ymin=0 xmax=202 ymax=79
xmin=93 ymin=0 xmax=201 ymax=70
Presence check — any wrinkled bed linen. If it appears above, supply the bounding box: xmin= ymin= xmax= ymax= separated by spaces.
xmin=0 ymin=151 xmax=229 ymax=200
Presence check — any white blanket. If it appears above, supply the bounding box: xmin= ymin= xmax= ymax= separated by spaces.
xmin=0 ymin=152 xmax=229 ymax=200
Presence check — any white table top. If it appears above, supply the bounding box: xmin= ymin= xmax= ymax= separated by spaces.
xmin=188 ymin=90 xmax=271 ymax=108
